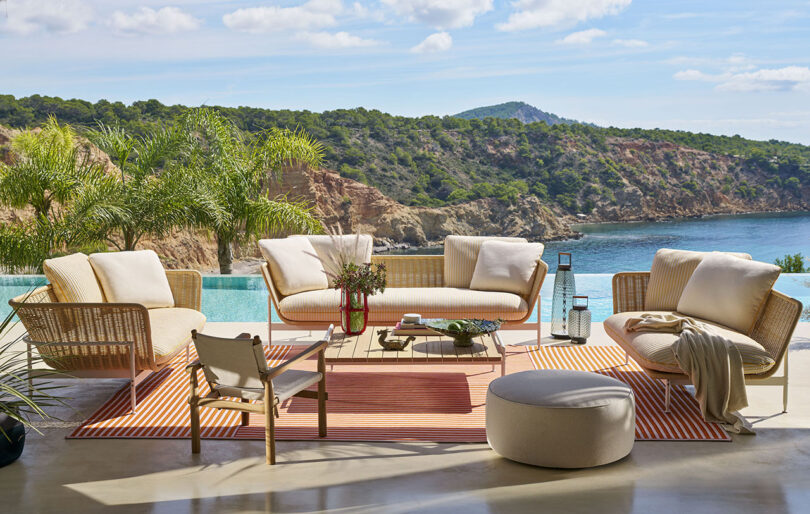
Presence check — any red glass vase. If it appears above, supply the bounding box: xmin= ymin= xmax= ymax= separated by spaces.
xmin=340 ymin=289 xmax=369 ymax=335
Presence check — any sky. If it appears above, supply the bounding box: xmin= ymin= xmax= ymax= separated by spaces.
xmin=1 ymin=0 xmax=809 ymax=144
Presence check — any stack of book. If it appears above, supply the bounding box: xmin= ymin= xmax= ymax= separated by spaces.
xmin=392 ymin=314 xmax=441 ymax=336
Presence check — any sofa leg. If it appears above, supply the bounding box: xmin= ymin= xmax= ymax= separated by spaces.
xmin=782 ymin=351 xmax=789 ymax=413
xmin=663 ymin=379 xmax=671 ymax=413
xmin=536 ymin=295 xmax=541 ymax=343
xmin=267 ymin=295 xmax=273 ymax=346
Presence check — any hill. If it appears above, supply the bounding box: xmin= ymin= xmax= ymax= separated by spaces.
xmin=0 ymin=94 xmax=808 ymax=231
xmin=454 ymin=101 xmax=582 ymax=126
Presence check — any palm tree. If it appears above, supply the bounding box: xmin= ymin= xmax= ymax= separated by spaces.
xmin=86 ymin=123 xmax=220 ymax=251
xmin=0 ymin=118 xmax=123 ymax=272
xmin=182 ymin=108 xmax=324 ymax=274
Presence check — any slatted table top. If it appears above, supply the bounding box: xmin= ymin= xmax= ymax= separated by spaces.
xmin=324 ymin=326 xmax=504 ymax=364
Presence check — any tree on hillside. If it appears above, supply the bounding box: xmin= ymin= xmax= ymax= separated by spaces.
xmin=86 ymin=123 xmax=221 ymax=251
xmin=181 ymin=108 xmax=324 ymax=274
xmin=0 ymin=117 xmax=123 ymax=271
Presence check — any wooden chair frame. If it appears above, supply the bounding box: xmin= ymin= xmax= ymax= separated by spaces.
xmin=188 ymin=325 xmax=333 ymax=465
xmin=608 ymin=271 xmax=802 ymax=413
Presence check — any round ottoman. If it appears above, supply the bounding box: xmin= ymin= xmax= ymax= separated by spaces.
xmin=486 ymin=369 xmax=635 ymax=468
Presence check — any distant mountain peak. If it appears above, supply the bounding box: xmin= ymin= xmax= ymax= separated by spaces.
xmin=453 ymin=101 xmax=585 ymax=126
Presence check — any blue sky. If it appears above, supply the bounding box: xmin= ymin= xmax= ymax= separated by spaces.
xmin=1 ymin=0 xmax=809 ymax=143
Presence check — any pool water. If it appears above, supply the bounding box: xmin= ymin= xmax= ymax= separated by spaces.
xmin=2 ymin=273 xmax=807 ymax=324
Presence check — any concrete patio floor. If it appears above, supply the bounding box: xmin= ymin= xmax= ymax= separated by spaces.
xmin=2 ymin=322 xmax=810 ymax=513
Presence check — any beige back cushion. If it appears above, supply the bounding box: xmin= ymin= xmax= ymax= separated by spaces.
xmin=43 ymin=253 xmax=106 ymax=303
xmin=193 ymin=332 xmax=267 ymax=390
xmin=444 ymin=235 xmax=527 ymax=288
xmin=470 ymin=241 xmax=544 ymax=297
xmin=294 ymin=234 xmax=373 ymax=288
xmin=677 ymin=253 xmax=780 ymax=334
xmin=89 ymin=250 xmax=175 ymax=308
xmin=258 ymin=237 xmax=328 ymax=296
xmin=645 ymin=248 xmax=752 ymax=311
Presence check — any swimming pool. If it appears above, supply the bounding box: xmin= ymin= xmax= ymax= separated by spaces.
xmin=2 ymin=273 xmax=807 ymax=324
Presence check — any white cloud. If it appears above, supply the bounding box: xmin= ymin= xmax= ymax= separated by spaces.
xmin=110 ymin=7 xmax=201 ymax=35
xmin=555 ymin=28 xmax=606 ymax=45
xmin=674 ymin=65 xmax=810 ymax=92
xmin=223 ymin=0 xmax=342 ymax=33
xmin=411 ymin=31 xmax=452 ymax=53
xmin=0 ymin=0 xmax=93 ymax=35
xmin=299 ymin=30 xmax=379 ymax=48
xmin=612 ymin=38 xmax=647 ymax=47
xmin=497 ymin=0 xmax=632 ymax=32
xmin=382 ymin=0 xmax=492 ymax=29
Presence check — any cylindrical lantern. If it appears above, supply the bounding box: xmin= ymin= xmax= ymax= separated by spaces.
xmin=568 ymin=295 xmax=591 ymax=345
xmin=550 ymin=252 xmax=576 ymax=339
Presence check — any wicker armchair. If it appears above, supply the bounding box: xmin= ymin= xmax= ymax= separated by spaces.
xmin=10 ymin=270 xmax=204 ymax=414
xmin=260 ymin=254 xmax=547 ymax=344
xmin=608 ymin=271 xmax=802 ymax=412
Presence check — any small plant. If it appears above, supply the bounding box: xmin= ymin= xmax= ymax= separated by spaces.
xmin=0 ymin=293 xmax=66 ymax=467
xmin=774 ymin=253 xmax=807 ymax=273
xmin=333 ymin=261 xmax=387 ymax=296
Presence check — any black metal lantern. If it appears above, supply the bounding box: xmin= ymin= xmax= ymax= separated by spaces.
xmin=550 ymin=252 xmax=576 ymax=339
xmin=568 ymin=295 xmax=592 ymax=345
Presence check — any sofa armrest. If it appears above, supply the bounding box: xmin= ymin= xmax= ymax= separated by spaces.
xmin=750 ymin=290 xmax=802 ymax=366
xmin=612 ymin=272 xmax=651 ymax=314
xmin=524 ymin=259 xmax=548 ymax=309
xmin=10 ymin=301 xmax=157 ymax=371
xmin=166 ymin=270 xmax=202 ymax=311
xmin=370 ymin=255 xmax=444 ymax=288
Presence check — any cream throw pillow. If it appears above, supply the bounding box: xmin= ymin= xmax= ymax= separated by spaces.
xmin=43 ymin=253 xmax=105 ymax=303
xmin=258 ymin=237 xmax=328 ymax=296
xmin=677 ymin=253 xmax=780 ymax=334
xmin=293 ymin=234 xmax=373 ymax=288
xmin=470 ymin=241 xmax=544 ymax=296
xmin=444 ymin=235 xmax=528 ymax=288
xmin=89 ymin=250 xmax=175 ymax=308
xmin=645 ymin=248 xmax=752 ymax=311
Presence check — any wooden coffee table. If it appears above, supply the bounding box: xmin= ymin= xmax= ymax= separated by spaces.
xmin=324 ymin=326 xmax=507 ymax=376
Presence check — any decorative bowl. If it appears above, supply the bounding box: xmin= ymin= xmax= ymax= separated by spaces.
xmin=425 ymin=319 xmax=502 ymax=347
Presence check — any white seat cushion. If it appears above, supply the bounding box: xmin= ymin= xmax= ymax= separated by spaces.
xmin=216 ymin=369 xmax=322 ymax=402
xmin=645 ymin=249 xmax=752 ymax=311
xmin=677 ymin=253 xmax=781 ymax=334
xmin=443 ymin=235 xmax=527 ymax=288
xmin=470 ymin=240 xmax=544 ymax=296
xmin=89 ymin=250 xmax=174 ymax=308
xmin=43 ymin=252 xmax=105 ymax=303
xmin=149 ymin=307 xmax=206 ymax=363
xmin=259 ymin=237 xmax=328 ymax=296
xmin=604 ymin=311 xmax=775 ymax=375
xmin=278 ymin=287 xmax=529 ymax=322
xmin=293 ymin=234 xmax=373 ymax=288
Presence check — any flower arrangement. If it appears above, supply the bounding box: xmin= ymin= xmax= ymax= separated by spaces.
xmin=332 ymin=262 xmax=387 ymax=297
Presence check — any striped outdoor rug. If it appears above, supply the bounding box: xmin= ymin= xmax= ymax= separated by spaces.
xmin=527 ymin=345 xmax=730 ymax=441
xmin=68 ymin=344 xmax=729 ymax=442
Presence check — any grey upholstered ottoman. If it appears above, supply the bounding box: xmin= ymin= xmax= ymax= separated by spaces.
xmin=486 ymin=369 xmax=635 ymax=468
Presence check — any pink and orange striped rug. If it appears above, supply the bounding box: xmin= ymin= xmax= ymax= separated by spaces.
xmin=68 ymin=344 xmax=729 ymax=442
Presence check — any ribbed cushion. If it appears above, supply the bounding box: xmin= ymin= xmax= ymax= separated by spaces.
xmin=216 ymin=369 xmax=322 ymax=402
xmin=470 ymin=240 xmax=544 ymax=296
xmin=293 ymin=234 xmax=373 ymax=288
xmin=603 ymin=311 xmax=775 ymax=375
xmin=259 ymin=237 xmax=328 ymax=296
xmin=645 ymin=249 xmax=752 ymax=311
xmin=444 ymin=235 xmax=527 ymax=288
xmin=43 ymin=253 xmax=105 ymax=303
xmin=149 ymin=307 xmax=206 ymax=362
xmin=89 ymin=250 xmax=175 ymax=308
xmin=278 ymin=287 xmax=529 ymax=322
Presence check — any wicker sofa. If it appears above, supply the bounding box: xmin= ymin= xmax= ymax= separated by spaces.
xmin=605 ymin=267 xmax=802 ymax=413
xmin=260 ymin=235 xmax=548 ymax=343
xmin=10 ymin=265 xmax=205 ymax=414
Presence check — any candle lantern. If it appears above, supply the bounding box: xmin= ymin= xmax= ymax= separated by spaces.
xmin=568 ymin=295 xmax=592 ymax=345
xmin=550 ymin=252 xmax=576 ymax=339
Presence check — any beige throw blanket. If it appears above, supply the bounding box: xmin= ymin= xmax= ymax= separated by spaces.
xmin=625 ymin=313 xmax=754 ymax=434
